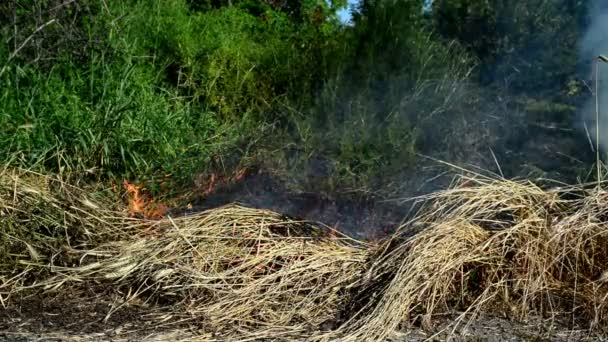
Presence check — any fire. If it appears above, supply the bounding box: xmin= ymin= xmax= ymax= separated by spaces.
xmin=197 ymin=167 xmax=250 ymax=197
xmin=204 ymin=173 xmax=216 ymax=196
xmin=234 ymin=168 xmax=247 ymax=182
xmin=123 ymin=180 xmax=167 ymax=219
xmin=123 ymin=180 xmax=145 ymax=216
xmin=122 ymin=166 xmax=249 ymax=219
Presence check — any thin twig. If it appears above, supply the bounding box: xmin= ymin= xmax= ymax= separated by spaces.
xmin=0 ymin=18 xmax=57 ymax=78
xmin=489 ymin=147 xmax=504 ymax=178
xmin=595 ymin=57 xmax=601 ymax=187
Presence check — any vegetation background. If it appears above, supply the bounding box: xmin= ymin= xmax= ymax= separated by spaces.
xmin=0 ymin=0 xmax=597 ymax=201
xmin=4 ymin=2 xmax=608 ymax=339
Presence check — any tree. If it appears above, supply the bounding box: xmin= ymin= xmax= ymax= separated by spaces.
xmin=432 ymin=0 xmax=587 ymax=94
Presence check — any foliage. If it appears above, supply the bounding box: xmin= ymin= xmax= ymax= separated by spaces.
xmin=281 ymin=0 xmax=480 ymax=195
xmin=0 ymin=0 xmax=342 ymax=188
xmin=432 ymin=0 xmax=587 ymax=95
xmin=0 ymin=0 xmax=595 ymax=197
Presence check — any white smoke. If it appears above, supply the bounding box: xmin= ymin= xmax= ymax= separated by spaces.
xmin=580 ymin=1 xmax=608 ymax=154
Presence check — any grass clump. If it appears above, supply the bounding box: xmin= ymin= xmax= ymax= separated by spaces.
xmin=46 ymin=205 xmax=366 ymax=337
xmin=0 ymin=0 xmax=320 ymax=187
xmin=0 ymin=170 xmax=368 ymax=339
xmin=5 ymin=169 xmax=608 ymax=339
xmin=0 ymin=167 xmax=122 ymax=301
xmin=338 ymin=177 xmax=608 ymax=340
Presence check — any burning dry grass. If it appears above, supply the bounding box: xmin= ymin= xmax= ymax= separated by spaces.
xmin=0 ymin=168 xmax=369 ymax=339
xmin=4 ymin=168 xmax=608 ymax=340
xmin=45 ymin=205 xmax=368 ymax=338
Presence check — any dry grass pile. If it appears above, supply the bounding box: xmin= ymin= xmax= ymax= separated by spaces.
xmin=8 ymin=167 xmax=608 ymax=340
xmin=43 ymin=204 xmax=368 ymax=338
xmin=1 ymin=168 xmax=369 ymax=339
xmin=0 ymin=167 xmax=124 ymax=300
xmin=338 ymin=176 xmax=608 ymax=340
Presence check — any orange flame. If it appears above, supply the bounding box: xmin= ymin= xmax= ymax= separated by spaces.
xmin=123 ymin=180 xmax=167 ymax=219
xmin=204 ymin=173 xmax=216 ymax=196
xmin=124 ymin=180 xmax=145 ymax=217
xmin=234 ymin=168 xmax=247 ymax=182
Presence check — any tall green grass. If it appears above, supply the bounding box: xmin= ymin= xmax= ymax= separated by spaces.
xmin=280 ymin=1 xmax=479 ymax=196
xmin=0 ymin=0 xmax=331 ymax=188
xmin=4 ymin=0 xmax=576 ymax=199
xmin=1 ymin=54 xmax=241 ymax=181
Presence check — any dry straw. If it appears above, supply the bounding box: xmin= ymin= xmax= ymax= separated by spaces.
xmin=44 ymin=205 xmax=368 ymax=338
xmin=0 ymin=167 xmax=125 ymax=301
xmin=5 ymin=168 xmax=608 ymax=340
xmin=337 ymin=176 xmax=608 ymax=340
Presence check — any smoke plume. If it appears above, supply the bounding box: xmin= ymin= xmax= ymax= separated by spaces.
xmin=580 ymin=1 xmax=608 ymax=154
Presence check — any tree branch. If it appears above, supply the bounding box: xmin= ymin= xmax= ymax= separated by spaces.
xmin=0 ymin=18 xmax=57 ymax=78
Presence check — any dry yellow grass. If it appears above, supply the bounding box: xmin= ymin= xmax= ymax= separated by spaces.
xmin=44 ymin=204 xmax=368 ymax=338
xmin=0 ymin=167 xmax=125 ymax=302
xmin=4 ymin=168 xmax=608 ymax=340
xmin=1 ymin=168 xmax=369 ymax=339
xmin=337 ymin=176 xmax=608 ymax=340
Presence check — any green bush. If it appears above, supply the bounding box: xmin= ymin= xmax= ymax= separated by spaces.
xmin=281 ymin=1 xmax=476 ymax=195
xmin=0 ymin=2 xmax=266 ymax=187
xmin=0 ymin=52 xmax=241 ymax=182
xmin=124 ymin=0 xmax=340 ymax=119
xmin=0 ymin=0 xmax=330 ymax=186
xmin=0 ymin=0 xmax=589 ymax=198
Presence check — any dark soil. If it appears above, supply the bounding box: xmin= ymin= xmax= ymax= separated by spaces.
xmin=1 ymin=295 xmax=604 ymax=342
xmin=0 ymin=289 xmax=154 ymax=339
xmin=390 ymin=314 xmax=606 ymax=341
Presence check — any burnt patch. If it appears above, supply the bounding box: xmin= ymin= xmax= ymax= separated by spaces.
xmin=177 ymin=169 xmax=408 ymax=240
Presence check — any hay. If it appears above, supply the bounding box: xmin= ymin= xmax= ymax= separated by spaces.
xmin=0 ymin=168 xmax=368 ymax=339
xmin=0 ymin=167 xmax=124 ymax=301
xmin=6 ymin=168 xmax=608 ymax=340
xmin=43 ymin=204 xmax=368 ymax=338
xmin=339 ymin=177 xmax=608 ymax=340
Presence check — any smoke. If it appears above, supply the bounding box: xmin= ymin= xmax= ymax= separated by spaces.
xmin=580 ymin=1 xmax=608 ymax=154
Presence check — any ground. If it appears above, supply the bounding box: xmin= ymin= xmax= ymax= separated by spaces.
xmin=0 ymin=292 xmax=604 ymax=341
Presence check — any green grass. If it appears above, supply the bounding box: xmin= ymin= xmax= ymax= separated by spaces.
xmin=0 ymin=0 xmax=589 ymax=199
xmin=0 ymin=0 xmax=360 ymax=192
xmin=0 ymin=1 xmax=303 ymax=189
xmin=1 ymin=54 xmax=245 ymax=183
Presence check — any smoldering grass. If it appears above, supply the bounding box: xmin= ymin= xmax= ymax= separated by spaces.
xmin=6 ymin=167 xmax=608 ymax=340
xmin=39 ymin=204 xmax=369 ymax=337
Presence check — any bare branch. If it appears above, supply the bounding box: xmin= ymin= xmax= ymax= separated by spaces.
xmin=0 ymin=18 xmax=57 ymax=78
